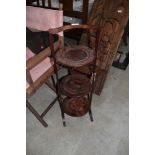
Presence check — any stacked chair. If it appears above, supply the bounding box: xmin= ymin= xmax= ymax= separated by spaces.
xmin=26 ymin=5 xmax=63 ymax=127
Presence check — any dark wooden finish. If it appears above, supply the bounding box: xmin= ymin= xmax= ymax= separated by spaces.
xmin=48 ymin=0 xmax=51 ymax=8
xmin=83 ymin=0 xmax=89 ymax=23
xmin=58 ymin=74 xmax=92 ymax=97
xmin=59 ymin=0 xmax=73 ymax=11
xmin=55 ymin=45 xmax=95 ymax=67
xmin=80 ymin=0 xmax=129 ymax=95
xmin=63 ymin=97 xmax=90 ymax=117
xmin=26 ymin=100 xmax=48 ymax=127
xmin=49 ymin=24 xmax=89 ymax=34
xmin=49 ymin=24 xmax=101 ymax=126
xmin=89 ymin=109 xmax=93 ymax=121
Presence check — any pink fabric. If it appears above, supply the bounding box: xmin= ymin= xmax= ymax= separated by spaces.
xmin=26 ymin=6 xmax=63 ymax=36
xmin=26 ymin=47 xmax=53 ymax=88
xmin=26 ymin=6 xmax=63 ymax=89
xmin=26 ymin=47 xmax=35 ymax=60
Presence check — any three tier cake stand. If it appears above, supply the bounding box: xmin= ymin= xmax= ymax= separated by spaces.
xmin=53 ymin=44 xmax=97 ymax=126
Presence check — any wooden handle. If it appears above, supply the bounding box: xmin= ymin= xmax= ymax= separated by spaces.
xmin=49 ymin=24 xmax=89 ymax=34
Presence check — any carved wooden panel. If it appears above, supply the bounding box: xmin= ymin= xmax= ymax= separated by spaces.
xmin=80 ymin=0 xmax=129 ymax=95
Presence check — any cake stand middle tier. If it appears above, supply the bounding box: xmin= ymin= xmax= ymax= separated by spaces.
xmin=58 ymin=73 xmax=92 ymax=97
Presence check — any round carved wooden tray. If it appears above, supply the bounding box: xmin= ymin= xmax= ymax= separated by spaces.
xmin=58 ymin=74 xmax=92 ymax=97
xmin=63 ymin=97 xmax=90 ymax=117
xmin=55 ymin=45 xmax=95 ymax=67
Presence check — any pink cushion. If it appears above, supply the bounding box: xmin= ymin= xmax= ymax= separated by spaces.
xmin=26 ymin=6 xmax=63 ymax=36
xmin=26 ymin=6 xmax=63 ymax=89
xmin=26 ymin=47 xmax=53 ymax=88
xmin=26 ymin=47 xmax=35 ymax=60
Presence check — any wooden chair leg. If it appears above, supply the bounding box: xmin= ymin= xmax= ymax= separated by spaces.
xmin=45 ymin=79 xmax=56 ymax=92
xmin=26 ymin=100 xmax=48 ymax=127
xmin=40 ymin=97 xmax=57 ymax=118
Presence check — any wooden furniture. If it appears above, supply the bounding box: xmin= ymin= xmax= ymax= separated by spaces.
xmin=26 ymin=0 xmax=129 ymax=96
xmin=26 ymin=6 xmax=63 ymax=127
xmin=49 ymin=24 xmax=100 ymax=126
xmin=80 ymin=0 xmax=129 ymax=95
xmin=26 ymin=0 xmax=90 ymax=40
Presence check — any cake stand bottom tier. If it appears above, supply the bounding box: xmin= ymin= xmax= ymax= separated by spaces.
xmin=62 ymin=97 xmax=90 ymax=117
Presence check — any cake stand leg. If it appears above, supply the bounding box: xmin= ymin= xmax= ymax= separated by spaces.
xmin=51 ymin=75 xmax=66 ymax=127
xmin=63 ymin=118 xmax=66 ymax=127
xmin=89 ymin=108 xmax=94 ymax=122
xmin=58 ymin=99 xmax=66 ymax=127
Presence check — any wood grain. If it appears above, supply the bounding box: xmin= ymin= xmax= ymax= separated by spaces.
xmin=80 ymin=0 xmax=129 ymax=95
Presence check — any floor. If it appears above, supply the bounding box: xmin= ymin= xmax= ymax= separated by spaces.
xmin=26 ymin=66 xmax=129 ymax=155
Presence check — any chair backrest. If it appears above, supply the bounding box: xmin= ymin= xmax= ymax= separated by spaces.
xmin=26 ymin=6 xmax=63 ymax=35
xmin=26 ymin=6 xmax=63 ymax=96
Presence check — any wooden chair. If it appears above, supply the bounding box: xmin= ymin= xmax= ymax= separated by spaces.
xmin=26 ymin=5 xmax=63 ymax=127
